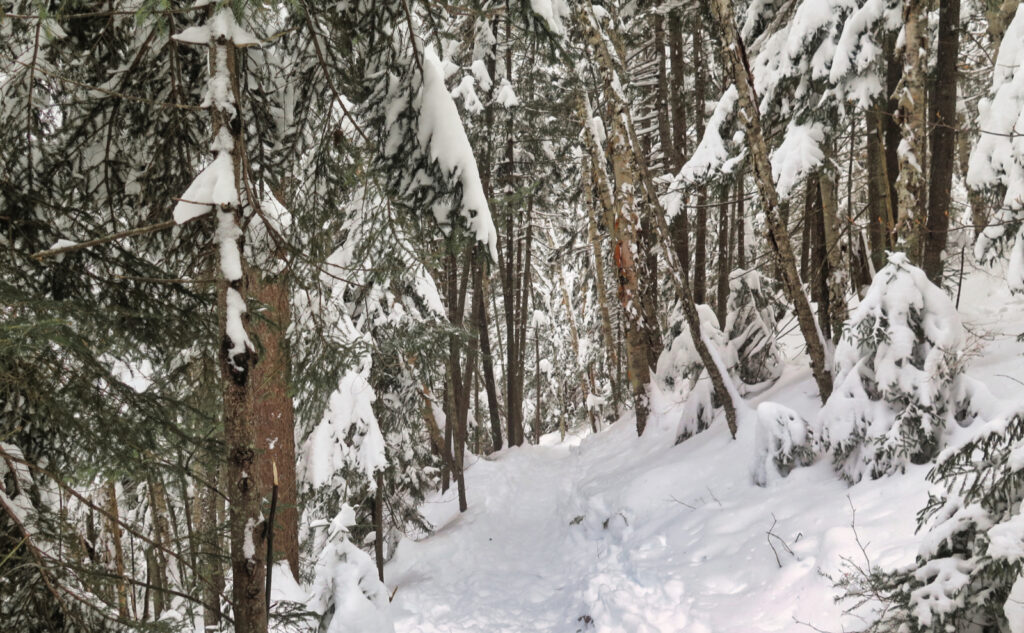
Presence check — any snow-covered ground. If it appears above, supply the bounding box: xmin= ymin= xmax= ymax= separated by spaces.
xmin=384 ymin=264 xmax=1024 ymax=633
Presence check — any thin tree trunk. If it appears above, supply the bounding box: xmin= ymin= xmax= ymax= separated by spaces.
xmin=692 ymin=21 xmax=708 ymax=305
xmin=667 ymin=11 xmax=690 ymax=272
xmin=735 ymin=174 xmax=746 ymax=269
xmin=534 ymin=324 xmax=542 ymax=444
xmin=579 ymin=111 xmax=620 ymax=412
xmin=577 ymin=7 xmax=653 ymax=435
xmin=104 ymin=482 xmax=129 ymax=619
xmin=476 ymin=260 xmax=503 ymax=452
xmin=895 ymin=0 xmax=928 ymax=260
xmin=883 ymin=32 xmax=902 ymax=230
xmin=922 ymin=0 xmax=961 ymax=283
xmin=373 ymin=471 xmax=384 ymax=582
xmin=198 ymin=460 xmax=223 ymax=628
xmin=147 ymin=477 xmax=172 ymax=618
xmin=706 ymin=0 xmax=834 ymax=400
xmin=866 ymin=101 xmax=894 ymax=270
xmin=818 ymin=164 xmax=849 ymax=343
xmin=716 ymin=188 xmax=730 ymax=327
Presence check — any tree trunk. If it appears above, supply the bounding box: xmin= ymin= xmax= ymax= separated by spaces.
xmin=373 ymin=471 xmax=384 ymax=582
xmin=579 ymin=106 xmax=620 ymax=413
xmin=818 ymin=165 xmax=849 ymax=343
xmin=476 ymin=260 xmax=503 ymax=452
xmin=895 ymin=0 xmax=928 ymax=260
xmin=866 ymin=101 xmax=894 ymax=270
xmin=735 ymin=174 xmax=746 ymax=269
xmin=667 ymin=11 xmax=690 ymax=273
xmin=577 ymin=6 xmax=653 ymax=435
xmin=692 ymin=21 xmax=708 ymax=305
xmin=716 ymin=188 xmax=730 ymax=327
xmin=198 ymin=461 xmax=224 ymax=628
xmin=581 ymin=4 xmax=739 ymax=436
xmin=208 ymin=27 xmax=267 ymax=633
xmin=250 ymin=272 xmax=299 ymax=578
xmin=706 ymin=0 xmax=834 ymax=401
xmin=104 ymin=482 xmax=129 ymax=619
xmin=922 ymin=0 xmax=961 ymax=283
xmin=883 ymin=32 xmax=902 ymax=230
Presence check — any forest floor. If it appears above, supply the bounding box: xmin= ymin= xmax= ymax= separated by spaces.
xmin=384 ymin=264 xmax=1024 ymax=633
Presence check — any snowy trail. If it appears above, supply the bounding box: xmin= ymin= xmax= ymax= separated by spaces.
xmin=385 ymin=268 xmax=1024 ymax=633
xmin=385 ymin=412 xmax=927 ymax=633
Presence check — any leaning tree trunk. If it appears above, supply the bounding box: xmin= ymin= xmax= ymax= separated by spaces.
xmin=922 ymin=0 xmax=961 ymax=283
xmin=582 ymin=5 xmax=740 ymax=436
xmin=576 ymin=8 xmax=653 ymax=435
xmin=706 ymin=0 xmax=834 ymax=401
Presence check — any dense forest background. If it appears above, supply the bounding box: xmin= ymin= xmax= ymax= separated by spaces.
xmin=3 ymin=0 xmax=1024 ymax=631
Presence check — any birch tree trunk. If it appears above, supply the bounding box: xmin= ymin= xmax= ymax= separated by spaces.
xmin=580 ymin=5 xmax=740 ymax=436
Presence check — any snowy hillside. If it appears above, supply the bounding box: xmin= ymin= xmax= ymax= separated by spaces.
xmin=384 ymin=266 xmax=1024 ymax=633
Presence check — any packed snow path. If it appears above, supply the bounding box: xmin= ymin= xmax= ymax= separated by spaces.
xmin=385 ymin=268 xmax=1024 ymax=633
xmin=385 ymin=412 xmax=927 ymax=633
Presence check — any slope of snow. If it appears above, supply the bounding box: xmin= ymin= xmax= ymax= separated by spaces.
xmin=384 ymin=265 xmax=1024 ymax=633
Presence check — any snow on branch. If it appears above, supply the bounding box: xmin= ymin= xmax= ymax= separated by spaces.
xmin=417 ymin=48 xmax=499 ymax=260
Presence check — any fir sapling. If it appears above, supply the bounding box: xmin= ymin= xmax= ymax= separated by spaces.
xmin=818 ymin=253 xmax=970 ymax=483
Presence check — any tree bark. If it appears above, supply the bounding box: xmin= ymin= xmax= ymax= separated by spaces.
xmin=735 ymin=174 xmax=746 ymax=269
xmin=209 ymin=28 xmax=267 ymax=633
xmin=922 ymin=0 xmax=961 ymax=283
xmin=716 ymin=188 xmax=730 ymax=327
xmin=476 ymin=260 xmax=503 ymax=452
xmin=706 ymin=0 xmax=834 ymax=401
xmin=692 ymin=21 xmax=708 ymax=305
xmin=577 ymin=7 xmax=652 ymax=435
xmin=250 ymin=272 xmax=299 ymax=578
xmin=895 ymin=0 xmax=928 ymax=260
xmin=818 ymin=165 xmax=848 ymax=343
xmin=866 ymin=100 xmax=894 ymax=270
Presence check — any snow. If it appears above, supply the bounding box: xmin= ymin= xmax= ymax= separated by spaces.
xmin=676 ymin=85 xmax=742 ymax=187
xmin=243 ymin=517 xmax=256 ymax=560
xmin=970 ymin=6 xmax=1024 ymax=290
xmin=494 ymin=79 xmax=520 ymax=107
xmin=224 ymin=288 xmax=254 ymax=369
xmin=470 ymin=59 xmax=492 ymax=92
xmin=385 ymin=405 xmax=926 ymax=633
xmin=417 ymin=48 xmax=499 ymax=260
xmin=302 ymin=370 xmax=387 ymax=489
xmin=309 ymin=506 xmax=396 ymax=633
xmin=528 ymin=0 xmax=570 ymax=35
xmin=1007 ymin=575 xmax=1024 ymax=633
xmin=376 ymin=261 xmax=1024 ymax=633
xmin=771 ymin=122 xmax=825 ymax=198
xmin=171 ymin=9 xmax=260 ymax=47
